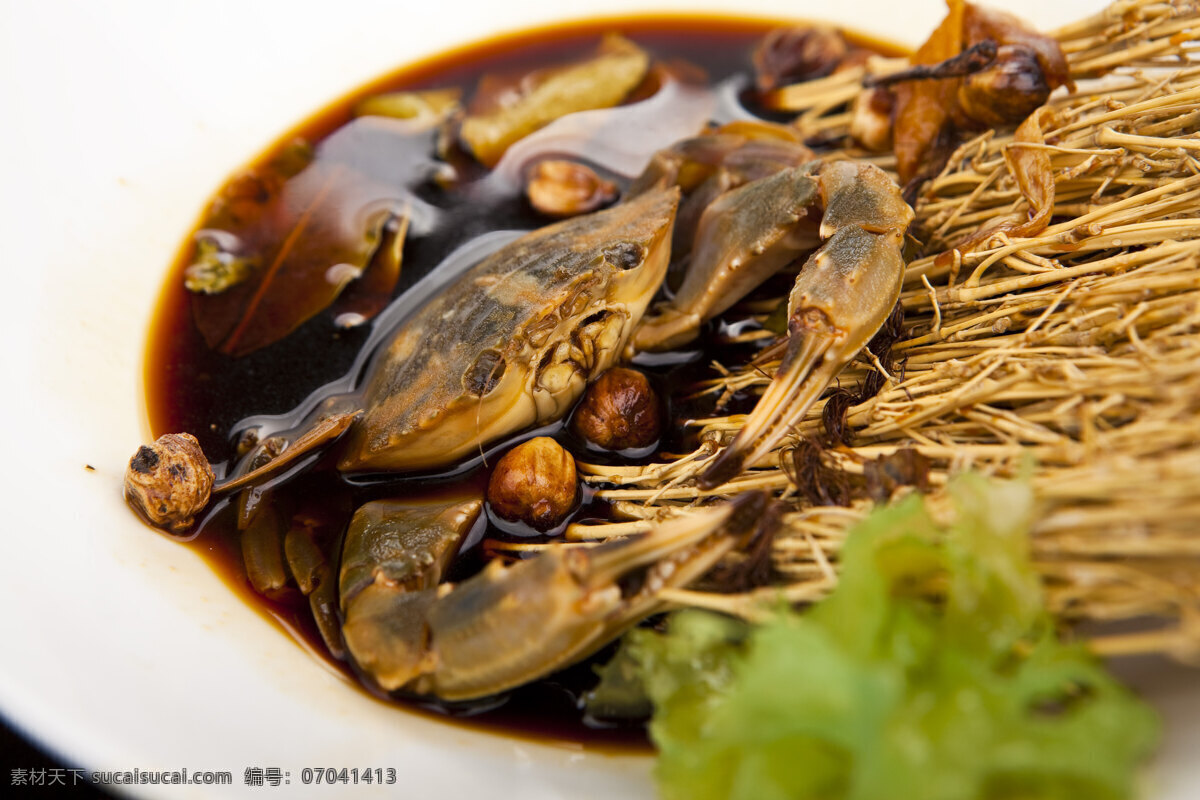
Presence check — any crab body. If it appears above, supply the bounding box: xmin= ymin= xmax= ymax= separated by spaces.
xmin=339 ymin=186 xmax=679 ymax=472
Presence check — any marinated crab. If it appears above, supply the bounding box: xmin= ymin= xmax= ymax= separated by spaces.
xmin=127 ymin=122 xmax=912 ymax=699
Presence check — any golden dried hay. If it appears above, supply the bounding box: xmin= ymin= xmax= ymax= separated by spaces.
xmin=575 ymin=0 xmax=1200 ymax=663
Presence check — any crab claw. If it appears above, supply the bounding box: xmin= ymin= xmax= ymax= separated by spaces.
xmin=415 ymin=491 xmax=766 ymax=700
xmin=698 ymin=222 xmax=908 ymax=490
xmin=340 ymin=489 xmax=766 ymax=701
xmin=697 ymin=161 xmax=913 ymax=489
xmin=339 ymin=495 xmax=484 ymax=692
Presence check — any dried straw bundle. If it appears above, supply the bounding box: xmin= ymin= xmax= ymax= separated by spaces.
xmin=532 ymin=0 xmax=1200 ymax=662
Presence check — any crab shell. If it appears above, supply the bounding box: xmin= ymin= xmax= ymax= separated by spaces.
xmin=338 ymin=187 xmax=680 ymax=472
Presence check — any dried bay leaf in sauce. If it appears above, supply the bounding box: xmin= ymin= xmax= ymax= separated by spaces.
xmin=190 ymin=117 xmax=438 ymax=356
xmin=459 ymin=33 xmax=650 ymax=167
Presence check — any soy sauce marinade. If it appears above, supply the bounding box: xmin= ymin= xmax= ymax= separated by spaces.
xmin=144 ymin=16 xmax=895 ymax=747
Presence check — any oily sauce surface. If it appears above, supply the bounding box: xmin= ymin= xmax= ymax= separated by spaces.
xmin=144 ymin=15 xmax=896 ymax=749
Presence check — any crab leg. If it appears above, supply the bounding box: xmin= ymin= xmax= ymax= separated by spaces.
xmin=632 ymin=166 xmax=823 ymax=352
xmin=698 ymin=162 xmax=912 ymax=489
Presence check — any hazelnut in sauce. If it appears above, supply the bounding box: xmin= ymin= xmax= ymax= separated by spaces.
xmin=525 ymin=159 xmax=618 ymax=218
xmin=487 ymin=437 xmax=578 ymax=531
xmin=571 ymin=367 xmax=662 ymax=451
xmin=751 ymin=25 xmax=848 ymax=92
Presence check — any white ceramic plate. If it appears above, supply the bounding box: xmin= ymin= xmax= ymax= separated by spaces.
xmin=1 ymin=1 xmax=1194 ymax=797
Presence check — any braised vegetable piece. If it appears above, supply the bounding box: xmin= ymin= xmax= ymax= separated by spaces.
xmin=752 ymin=26 xmax=848 ymax=92
xmin=571 ymin=367 xmax=662 ymax=450
xmin=525 ymin=159 xmax=618 ymax=218
xmin=353 ymin=88 xmax=461 ymax=124
xmin=459 ymin=34 xmax=650 ymax=167
xmin=183 ymin=238 xmax=258 ymax=295
xmin=487 ymin=437 xmax=578 ymax=530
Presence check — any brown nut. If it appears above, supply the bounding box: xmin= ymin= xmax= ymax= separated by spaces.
xmin=752 ymin=26 xmax=848 ymax=92
xmin=571 ymin=367 xmax=662 ymax=450
xmin=525 ymin=160 xmax=618 ymax=218
xmin=487 ymin=437 xmax=578 ymax=530
xmin=124 ymin=433 xmax=215 ymax=532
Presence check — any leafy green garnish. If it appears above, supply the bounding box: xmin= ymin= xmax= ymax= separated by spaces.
xmin=588 ymin=474 xmax=1159 ymax=800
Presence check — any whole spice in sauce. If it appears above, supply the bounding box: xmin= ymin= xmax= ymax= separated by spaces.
xmin=752 ymin=25 xmax=848 ymax=91
xmin=571 ymin=367 xmax=662 ymax=450
xmin=123 ymin=433 xmax=214 ymax=532
xmin=487 ymin=437 xmax=578 ymax=530
xmin=525 ymin=159 xmax=618 ymax=218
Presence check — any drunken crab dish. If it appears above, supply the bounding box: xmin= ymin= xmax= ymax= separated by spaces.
xmin=127 ymin=0 xmax=1199 ymax=772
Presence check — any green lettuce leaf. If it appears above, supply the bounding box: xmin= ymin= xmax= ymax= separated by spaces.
xmin=589 ymin=474 xmax=1160 ymax=800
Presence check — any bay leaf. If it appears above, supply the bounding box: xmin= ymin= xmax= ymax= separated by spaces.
xmin=190 ymin=117 xmax=441 ymax=356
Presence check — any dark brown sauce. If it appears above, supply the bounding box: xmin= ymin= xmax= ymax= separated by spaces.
xmin=143 ymin=14 xmax=901 ymax=751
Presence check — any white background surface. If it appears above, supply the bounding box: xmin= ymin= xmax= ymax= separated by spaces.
xmin=1 ymin=1 xmax=1194 ymax=798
